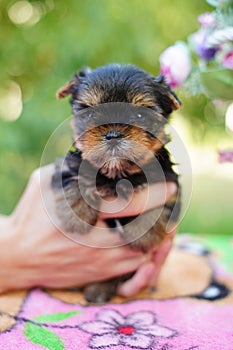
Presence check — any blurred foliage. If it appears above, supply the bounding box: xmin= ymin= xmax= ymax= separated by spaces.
xmin=0 ymin=0 xmax=232 ymax=235
xmin=179 ymin=174 xmax=233 ymax=235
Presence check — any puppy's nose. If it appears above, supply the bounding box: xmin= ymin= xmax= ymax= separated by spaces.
xmin=105 ymin=130 xmax=122 ymax=140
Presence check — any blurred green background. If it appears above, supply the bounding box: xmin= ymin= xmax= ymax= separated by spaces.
xmin=0 ymin=0 xmax=232 ymax=235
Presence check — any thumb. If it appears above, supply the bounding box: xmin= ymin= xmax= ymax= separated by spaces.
xmin=117 ymin=262 xmax=155 ymax=297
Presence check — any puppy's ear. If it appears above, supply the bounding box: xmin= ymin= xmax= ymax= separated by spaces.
xmin=153 ymin=75 xmax=181 ymax=116
xmin=56 ymin=67 xmax=92 ymax=99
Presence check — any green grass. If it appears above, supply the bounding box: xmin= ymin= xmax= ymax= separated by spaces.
xmin=179 ymin=173 xmax=233 ymax=235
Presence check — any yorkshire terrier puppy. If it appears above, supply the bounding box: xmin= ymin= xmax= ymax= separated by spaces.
xmin=52 ymin=64 xmax=181 ymax=303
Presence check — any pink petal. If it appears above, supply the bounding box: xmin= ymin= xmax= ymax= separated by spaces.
xmin=125 ymin=311 xmax=155 ymax=327
xmin=96 ymin=309 xmax=124 ymax=326
xmin=198 ymin=12 xmax=216 ymax=28
xmin=89 ymin=333 xmax=120 ymax=348
xmin=219 ymin=150 xmax=233 ymax=163
xmin=79 ymin=320 xmax=115 ymax=335
xmin=222 ymin=50 xmax=233 ymax=69
xmin=120 ymin=333 xmax=153 ymax=349
xmin=139 ymin=324 xmax=177 ymax=338
xmin=159 ymin=43 xmax=191 ymax=88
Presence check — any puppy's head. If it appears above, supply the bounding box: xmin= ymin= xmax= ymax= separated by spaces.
xmin=57 ymin=64 xmax=181 ymax=177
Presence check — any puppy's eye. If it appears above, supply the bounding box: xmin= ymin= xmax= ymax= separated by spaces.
xmin=71 ymin=100 xmax=87 ymax=109
xmin=137 ymin=113 xmax=142 ymax=118
xmin=78 ymin=103 xmax=89 ymax=109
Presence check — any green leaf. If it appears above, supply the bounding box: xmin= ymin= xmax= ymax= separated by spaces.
xmin=34 ymin=311 xmax=81 ymax=323
xmin=200 ymin=68 xmax=233 ymax=100
xmin=24 ymin=323 xmax=64 ymax=350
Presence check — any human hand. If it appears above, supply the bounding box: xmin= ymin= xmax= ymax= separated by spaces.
xmin=0 ymin=164 xmax=177 ymax=296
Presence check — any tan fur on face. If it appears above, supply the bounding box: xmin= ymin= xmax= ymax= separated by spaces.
xmin=77 ymin=124 xmax=164 ymax=154
xmin=74 ymin=124 xmax=165 ymax=177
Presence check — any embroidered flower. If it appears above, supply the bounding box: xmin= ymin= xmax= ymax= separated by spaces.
xmin=79 ymin=309 xmax=177 ymax=349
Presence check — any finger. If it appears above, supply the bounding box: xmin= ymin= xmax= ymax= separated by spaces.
xmin=117 ymin=262 xmax=155 ymax=297
xmin=149 ymin=228 xmax=176 ymax=288
xmin=99 ymin=181 xmax=177 ymax=219
xmin=60 ymin=218 xmax=142 ymax=251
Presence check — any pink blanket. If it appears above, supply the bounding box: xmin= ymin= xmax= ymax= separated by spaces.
xmin=0 ymin=234 xmax=232 ymax=350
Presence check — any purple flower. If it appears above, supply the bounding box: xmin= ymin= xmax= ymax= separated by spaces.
xmin=79 ymin=309 xmax=177 ymax=349
xmin=219 ymin=150 xmax=233 ymax=163
xmin=159 ymin=42 xmax=191 ymax=88
xmin=192 ymin=30 xmax=219 ymax=61
xmin=221 ymin=48 xmax=233 ymax=69
xmin=198 ymin=12 xmax=216 ymax=28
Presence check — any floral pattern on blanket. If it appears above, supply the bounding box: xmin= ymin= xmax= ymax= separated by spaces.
xmin=0 ymin=288 xmax=233 ymax=350
xmin=79 ymin=309 xmax=177 ymax=349
xmin=0 ymin=235 xmax=232 ymax=350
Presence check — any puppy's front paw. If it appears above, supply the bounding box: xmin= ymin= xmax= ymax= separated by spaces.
xmin=84 ymin=280 xmax=119 ymax=303
xmin=120 ymin=208 xmax=167 ymax=252
xmin=128 ymin=224 xmax=165 ymax=253
xmin=61 ymin=201 xmax=98 ymax=234
xmin=54 ymin=180 xmax=99 ymax=234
